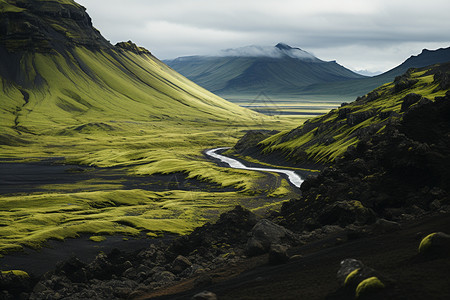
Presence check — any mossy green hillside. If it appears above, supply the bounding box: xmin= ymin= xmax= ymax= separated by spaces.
xmin=0 ymin=0 xmax=302 ymax=256
xmin=256 ymin=65 xmax=450 ymax=164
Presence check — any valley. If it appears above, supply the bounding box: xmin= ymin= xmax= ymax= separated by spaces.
xmin=0 ymin=0 xmax=449 ymax=299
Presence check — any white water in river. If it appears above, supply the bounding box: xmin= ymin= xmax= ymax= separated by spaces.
xmin=205 ymin=147 xmax=304 ymax=188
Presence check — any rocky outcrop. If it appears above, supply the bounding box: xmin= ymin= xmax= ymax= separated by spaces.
xmin=245 ymin=219 xmax=300 ymax=256
xmin=0 ymin=270 xmax=32 ymax=299
xmin=116 ymin=40 xmax=152 ymax=55
xmin=232 ymin=130 xmax=279 ymax=156
xmin=346 ymin=109 xmax=376 ymax=126
xmin=168 ymin=205 xmax=258 ymax=258
xmin=393 ymin=71 xmax=418 ymax=93
xmin=0 ymin=0 xmax=110 ymax=52
xmin=277 ymin=91 xmax=450 ymax=232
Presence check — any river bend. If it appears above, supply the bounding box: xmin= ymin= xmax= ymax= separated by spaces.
xmin=205 ymin=147 xmax=303 ymax=188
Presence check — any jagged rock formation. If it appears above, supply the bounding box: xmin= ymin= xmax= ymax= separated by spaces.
xmin=0 ymin=0 xmax=109 ymax=52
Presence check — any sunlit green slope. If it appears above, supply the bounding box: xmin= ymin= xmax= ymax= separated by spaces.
xmin=240 ymin=63 xmax=450 ymax=165
xmin=0 ymin=45 xmax=261 ymax=134
xmin=0 ymin=0 xmax=262 ymax=137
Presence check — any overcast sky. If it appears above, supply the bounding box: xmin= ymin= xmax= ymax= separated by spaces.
xmin=76 ymin=0 xmax=449 ymax=74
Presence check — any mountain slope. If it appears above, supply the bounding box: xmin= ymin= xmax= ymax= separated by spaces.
xmin=0 ymin=0 xmax=262 ymax=139
xmin=232 ymin=63 xmax=450 ymax=166
xmin=164 ymin=43 xmax=365 ymax=97
xmin=302 ymin=46 xmax=450 ymax=97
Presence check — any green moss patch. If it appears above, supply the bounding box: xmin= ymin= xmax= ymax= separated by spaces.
xmin=1 ymin=270 xmax=29 ymax=278
xmin=355 ymin=276 xmax=385 ymax=298
xmin=419 ymin=233 xmax=437 ymax=253
xmin=89 ymin=236 xmax=106 ymax=242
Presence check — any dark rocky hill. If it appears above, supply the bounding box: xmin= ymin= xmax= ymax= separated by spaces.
xmin=0 ymin=0 xmax=109 ymax=52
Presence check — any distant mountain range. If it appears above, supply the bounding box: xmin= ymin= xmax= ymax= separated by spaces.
xmin=164 ymin=43 xmax=366 ymax=98
xmin=165 ymin=44 xmax=450 ymax=99
xmin=303 ymin=47 xmax=450 ymax=97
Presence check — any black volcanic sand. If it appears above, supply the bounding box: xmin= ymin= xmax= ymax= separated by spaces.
xmin=0 ymin=160 xmax=234 ymax=195
xmin=0 ymin=160 xmax=233 ymax=276
xmin=142 ymin=213 xmax=450 ymax=300
xmin=0 ymin=234 xmax=173 ymax=277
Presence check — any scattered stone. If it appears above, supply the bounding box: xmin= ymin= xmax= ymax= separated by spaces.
xmin=32 ymin=282 xmax=48 ymax=294
xmin=289 ymin=254 xmax=303 ymax=261
xmin=373 ymin=218 xmax=401 ymax=234
xmin=418 ymin=232 xmax=450 ymax=257
xmin=55 ymin=256 xmax=87 ymax=283
xmin=172 ymin=255 xmax=192 ymax=274
xmin=337 ymin=258 xmax=365 ymax=287
xmin=245 ymin=219 xmax=298 ymax=256
xmin=194 ymin=274 xmax=213 ymax=288
xmin=268 ymin=244 xmax=289 ymax=265
xmin=245 ymin=237 xmax=266 ymax=257
xmin=192 ymin=290 xmax=217 ymax=300
xmin=429 ymin=199 xmax=442 ymax=211
xmin=318 ymin=200 xmax=376 ymax=227
xmin=336 ymin=258 xmax=389 ymax=299
xmin=152 ymin=271 xmax=176 ymax=284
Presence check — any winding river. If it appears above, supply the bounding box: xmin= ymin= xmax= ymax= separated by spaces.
xmin=205 ymin=147 xmax=304 ymax=188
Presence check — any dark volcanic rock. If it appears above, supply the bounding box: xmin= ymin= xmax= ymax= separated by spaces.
xmin=54 ymin=256 xmax=87 ymax=283
xmin=192 ymin=290 xmax=218 ymax=300
xmin=169 ymin=205 xmax=258 ymax=258
xmin=346 ymin=109 xmax=376 ymax=126
xmin=115 ymin=40 xmax=151 ymax=55
xmin=268 ymin=244 xmax=290 ymax=265
xmin=318 ymin=200 xmax=376 ymax=227
xmin=245 ymin=219 xmax=299 ymax=257
xmin=232 ymin=130 xmax=278 ymax=156
xmin=400 ymin=93 xmax=424 ymax=112
xmin=277 ymin=91 xmax=450 ymax=232
xmin=373 ymin=219 xmax=401 ymax=234
xmin=0 ymin=270 xmax=31 ymax=299
xmin=171 ymin=255 xmax=192 ymax=274
xmin=0 ymin=0 xmax=110 ymax=52
xmin=393 ymin=71 xmax=419 ymax=93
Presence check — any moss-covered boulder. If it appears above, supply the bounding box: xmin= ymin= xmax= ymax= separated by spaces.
xmin=336 ymin=258 xmax=388 ymax=299
xmin=355 ymin=276 xmax=385 ymax=299
xmin=418 ymin=232 xmax=450 ymax=257
xmin=318 ymin=200 xmax=376 ymax=227
xmin=0 ymin=269 xmax=31 ymax=298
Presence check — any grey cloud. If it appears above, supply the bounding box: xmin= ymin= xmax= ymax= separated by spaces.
xmin=76 ymin=0 xmax=450 ymax=72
